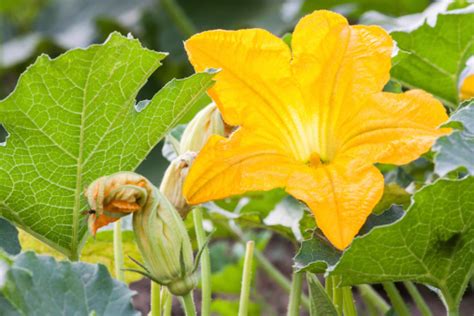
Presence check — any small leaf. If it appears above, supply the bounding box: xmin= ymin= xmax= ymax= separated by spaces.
xmin=0 ymin=218 xmax=20 ymax=255
xmin=434 ymin=101 xmax=474 ymax=176
xmin=306 ymin=273 xmax=337 ymax=316
xmin=0 ymin=32 xmax=215 ymax=259
xmin=0 ymin=251 xmax=139 ymax=315
xmin=390 ymin=10 xmax=474 ymax=107
xmin=329 ymin=177 xmax=474 ymax=313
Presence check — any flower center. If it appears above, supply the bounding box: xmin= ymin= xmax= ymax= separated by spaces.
xmin=308 ymin=152 xmax=323 ymax=168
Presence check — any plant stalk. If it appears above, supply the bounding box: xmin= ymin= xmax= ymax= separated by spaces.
xmin=332 ymin=276 xmax=344 ymax=315
xmin=357 ymin=285 xmax=390 ymax=314
xmin=342 ymin=286 xmax=358 ymax=316
xmin=160 ymin=0 xmax=197 ymax=37
xmin=403 ymin=281 xmax=432 ymax=316
xmin=287 ymin=271 xmax=303 ymax=316
xmin=150 ymin=282 xmax=162 ymax=316
xmin=180 ymin=292 xmax=196 ymax=316
xmin=383 ymin=282 xmax=410 ymax=316
xmin=238 ymin=240 xmax=255 ymax=316
xmin=113 ymin=219 xmax=125 ymax=282
xmin=193 ymin=207 xmax=211 ymax=316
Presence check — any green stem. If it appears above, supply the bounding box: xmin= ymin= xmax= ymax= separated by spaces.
xmin=160 ymin=0 xmax=197 ymax=37
xmin=403 ymin=281 xmax=432 ymax=316
xmin=113 ymin=219 xmax=125 ymax=282
xmin=161 ymin=287 xmax=172 ymax=316
xmin=251 ymin=245 xmax=310 ymax=309
xmin=193 ymin=208 xmax=211 ymax=316
xmin=180 ymin=292 xmax=196 ymax=316
xmin=342 ymin=287 xmax=357 ymax=316
xmin=238 ymin=240 xmax=255 ymax=316
xmin=357 ymin=285 xmax=390 ymax=314
xmin=325 ymin=276 xmax=334 ymax=302
xmin=287 ymin=271 xmax=303 ymax=316
xmin=382 ymin=282 xmax=410 ymax=316
xmin=332 ymin=276 xmax=343 ymax=316
xmin=150 ymin=282 xmax=162 ymax=316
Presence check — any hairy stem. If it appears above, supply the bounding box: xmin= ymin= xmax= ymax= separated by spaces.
xmin=342 ymin=286 xmax=358 ymax=316
xmin=180 ymin=292 xmax=196 ymax=316
xmin=150 ymin=282 xmax=162 ymax=316
xmin=403 ymin=281 xmax=432 ymax=316
xmin=357 ymin=285 xmax=390 ymax=314
xmin=238 ymin=240 xmax=255 ymax=316
xmin=113 ymin=219 xmax=125 ymax=282
xmin=193 ymin=207 xmax=211 ymax=316
xmin=287 ymin=271 xmax=303 ymax=316
xmin=383 ymin=282 xmax=410 ymax=316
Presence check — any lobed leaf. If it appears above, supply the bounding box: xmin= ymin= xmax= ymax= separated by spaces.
xmin=329 ymin=177 xmax=474 ymax=313
xmin=0 ymin=32 xmax=215 ymax=259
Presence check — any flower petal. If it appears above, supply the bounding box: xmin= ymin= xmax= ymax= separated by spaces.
xmin=338 ymin=90 xmax=451 ymax=165
xmin=291 ymin=11 xmax=393 ymax=160
xmin=287 ymin=158 xmax=384 ymax=250
xmin=460 ymin=74 xmax=474 ymax=100
xmin=184 ymin=29 xmax=309 ymax=160
xmin=183 ymin=129 xmax=309 ymax=204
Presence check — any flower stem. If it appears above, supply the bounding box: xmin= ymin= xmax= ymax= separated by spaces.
xmin=180 ymin=292 xmax=196 ymax=316
xmin=287 ymin=271 xmax=303 ymax=316
xmin=238 ymin=240 xmax=255 ymax=316
xmin=403 ymin=281 xmax=432 ymax=316
xmin=160 ymin=0 xmax=197 ymax=37
xmin=357 ymin=284 xmax=390 ymax=314
xmin=325 ymin=276 xmax=334 ymax=302
xmin=342 ymin=286 xmax=357 ymax=316
xmin=161 ymin=287 xmax=172 ymax=316
xmin=193 ymin=207 xmax=211 ymax=316
xmin=383 ymin=282 xmax=410 ymax=316
xmin=113 ymin=219 xmax=125 ymax=282
xmin=332 ymin=276 xmax=344 ymax=315
xmin=150 ymin=282 xmax=162 ymax=316
xmin=251 ymin=245 xmax=310 ymax=309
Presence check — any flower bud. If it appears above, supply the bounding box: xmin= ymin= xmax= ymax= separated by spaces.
xmin=85 ymin=172 xmax=197 ymax=296
xmin=84 ymin=172 xmax=149 ymax=236
xmin=133 ymin=181 xmax=197 ymax=296
xmin=180 ymin=102 xmax=225 ymax=153
xmin=160 ymin=152 xmax=196 ymax=218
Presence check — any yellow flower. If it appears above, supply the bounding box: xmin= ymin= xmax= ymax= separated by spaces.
xmin=460 ymin=74 xmax=474 ymax=100
xmin=182 ymin=10 xmax=450 ymax=250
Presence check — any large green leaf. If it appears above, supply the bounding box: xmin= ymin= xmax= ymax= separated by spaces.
xmin=330 ymin=177 xmax=474 ymax=313
xmin=434 ymin=101 xmax=474 ymax=176
xmin=0 ymin=251 xmax=138 ymax=315
xmin=0 ymin=32 xmax=215 ymax=259
xmin=391 ymin=10 xmax=474 ymax=108
xmin=0 ymin=218 xmax=20 ymax=255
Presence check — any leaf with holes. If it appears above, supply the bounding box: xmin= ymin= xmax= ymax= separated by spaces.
xmin=0 ymin=32 xmax=215 ymax=259
xmin=329 ymin=177 xmax=474 ymax=314
xmin=390 ymin=10 xmax=474 ymax=108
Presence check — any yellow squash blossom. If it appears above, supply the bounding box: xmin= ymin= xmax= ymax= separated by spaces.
xmin=460 ymin=74 xmax=474 ymax=100
xmin=182 ymin=10 xmax=450 ymax=250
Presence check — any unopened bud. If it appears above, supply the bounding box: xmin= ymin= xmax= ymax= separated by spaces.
xmin=180 ymin=103 xmax=225 ymax=153
xmin=160 ymin=152 xmax=196 ymax=218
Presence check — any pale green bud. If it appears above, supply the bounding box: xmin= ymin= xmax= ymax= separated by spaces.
xmin=159 ymin=152 xmax=196 ymax=218
xmin=180 ymin=103 xmax=225 ymax=153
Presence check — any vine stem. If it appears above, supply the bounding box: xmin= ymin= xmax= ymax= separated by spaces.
xmin=287 ymin=271 xmax=303 ymax=316
xmin=238 ymin=240 xmax=255 ymax=316
xmin=162 ymin=287 xmax=173 ymax=316
xmin=357 ymin=284 xmax=390 ymax=314
xmin=113 ymin=219 xmax=125 ymax=282
xmin=383 ymin=282 xmax=410 ymax=316
xmin=150 ymin=282 xmax=162 ymax=316
xmin=192 ymin=207 xmax=211 ymax=316
xmin=332 ymin=276 xmax=343 ymax=315
xmin=342 ymin=286 xmax=357 ymax=316
xmin=403 ymin=281 xmax=432 ymax=316
xmin=180 ymin=292 xmax=196 ymax=316
xmin=160 ymin=0 xmax=197 ymax=37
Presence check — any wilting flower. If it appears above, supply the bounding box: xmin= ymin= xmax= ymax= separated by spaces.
xmin=182 ymin=10 xmax=450 ymax=249
xmin=180 ymin=103 xmax=225 ymax=154
xmin=460 ymin=74 xmax=474 ymax=100
xmin=85 ymin=172 xmax=197 ymax=295
xmin=160 ymin=152 xmax=196 ymax=217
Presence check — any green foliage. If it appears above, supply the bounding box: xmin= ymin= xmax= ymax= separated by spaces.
xmin=330 ymin=177 xmax=474 ymax=313
xmin=301 ymin=0 xmax=429 ymax=18
xmin=391 ymin=10 xmax=474 ymax=107
xmin=211 ymin=298 xmax=260 ymax=316
xmin=0 ymin=251 xmax=138 ymax=315
xmin=434 ymin=101 xmax=474 ymax=176
xmin=306 ymin=273 xmax=337 ymax=316
xmin=0 ymin=218 xmax=20 ymax=255
xmin=0 ymin=33 xmax=215 ymax=259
